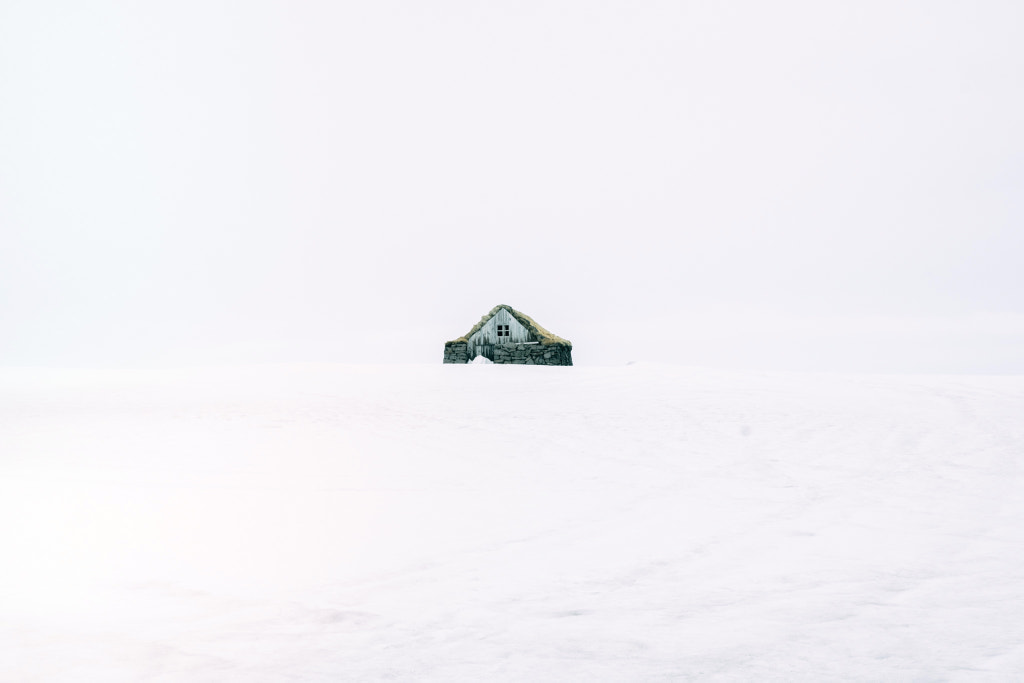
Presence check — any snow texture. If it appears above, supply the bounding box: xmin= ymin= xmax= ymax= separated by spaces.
xmin=2 ymin=363 xmax=1023 ymax=681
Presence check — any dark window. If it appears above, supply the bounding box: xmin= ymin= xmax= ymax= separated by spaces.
xmin=497 ymin=324 xmax=509 ymax=337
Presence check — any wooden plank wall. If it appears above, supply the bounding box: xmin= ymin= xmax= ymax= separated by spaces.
xmin=467 ymin=309 xmax=535 ymax=359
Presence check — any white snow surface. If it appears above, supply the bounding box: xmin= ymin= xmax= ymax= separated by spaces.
xmin=2 ymin=363 xmax=1023 ymax=681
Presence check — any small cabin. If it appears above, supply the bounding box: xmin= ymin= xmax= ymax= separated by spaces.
xmin=443 ymin=305 xmax=573 ymax=366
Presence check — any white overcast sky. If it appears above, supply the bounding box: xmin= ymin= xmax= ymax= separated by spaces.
xmin=1 ymin=1 xmax=1022 ymax=371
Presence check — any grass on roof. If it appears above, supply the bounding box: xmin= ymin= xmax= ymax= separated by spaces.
xmin=448 ymin=305 xmax=572 ymax=346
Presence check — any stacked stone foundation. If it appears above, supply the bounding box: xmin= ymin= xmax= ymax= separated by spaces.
xmin=494 ymin=343 xmax=573 ymax=366
xmin=443 ymin=341 xmax=572 ymax=365
xmin=443 ymin=341 xmax=470 ymax=364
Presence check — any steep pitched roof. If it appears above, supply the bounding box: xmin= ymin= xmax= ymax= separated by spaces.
xmin=449 ymin=305 xmax=572 ymax=347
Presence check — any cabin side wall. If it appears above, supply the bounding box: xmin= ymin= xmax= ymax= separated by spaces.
xmin=443 ymin=341 xmax=470 ymax=364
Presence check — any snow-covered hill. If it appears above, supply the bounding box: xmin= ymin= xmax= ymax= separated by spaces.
xmin=2 ymin=364 xmax=1023 ymax=681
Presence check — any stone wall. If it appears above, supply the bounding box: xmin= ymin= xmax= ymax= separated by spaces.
xmin=493 ymin=343 xmax=573 ymax=366
xmin=443 ymin=341 xmax=470 ymax=364
xmin=444 ymin=340 xmax=573 ymax=365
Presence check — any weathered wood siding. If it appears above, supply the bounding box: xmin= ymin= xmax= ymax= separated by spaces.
xmin=467 ymin=308 xmax=535 ymax=360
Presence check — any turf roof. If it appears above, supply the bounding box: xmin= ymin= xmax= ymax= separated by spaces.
xmin=449 ymin=305 xmax=572 ymax=347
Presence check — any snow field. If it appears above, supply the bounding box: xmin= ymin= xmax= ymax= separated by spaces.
xmin=1 ymin=363 xmax=1023 ymax=681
